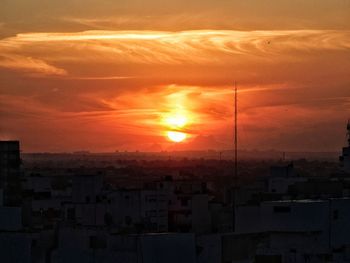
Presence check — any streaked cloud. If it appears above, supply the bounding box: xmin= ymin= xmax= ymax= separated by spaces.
xmin=0 ymin=29 xmax=349 ymax=77
xmin=6 ymin=30 xmax=350 ymax=55
xmin=0 ymin=54 xmax=66 ymax=76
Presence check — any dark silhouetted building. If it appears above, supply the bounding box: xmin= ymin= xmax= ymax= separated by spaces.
xmin=0 ymin=141 xmax=22 ymax=206
xmin=340 ymin=121 xmax=350 ymax=173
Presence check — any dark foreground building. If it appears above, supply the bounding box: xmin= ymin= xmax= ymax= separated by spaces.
xmin=0 ymin=141 xmax=22 ymax=206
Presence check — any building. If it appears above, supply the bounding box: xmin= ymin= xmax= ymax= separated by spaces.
xmin=0 ymin=141 xmax=22 ymax=206
xmin=340 ymin=120 xmax=350 ymax=173
xmin=267 ymin=163 xmax=308 ymax=195
xmin=51 ymin=227 xmax=197 ymax=263
xmin=234 ymin=198 xmax=350 ymax=262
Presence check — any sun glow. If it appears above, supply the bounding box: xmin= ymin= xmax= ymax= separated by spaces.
xmin=167 ymin=131 xmax=187 ymax=142
xmin=163 ymin=111 xmax=189 ymax=143
xmin=165 ymin=114 xmax=187 ymax=129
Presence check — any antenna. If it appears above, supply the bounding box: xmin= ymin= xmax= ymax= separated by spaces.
xmin=231 ymin=81 xmax=238 ymax=231
xmin=347 ymin=119 xmax=350 ymax=146
xmin=234 ymin=81 xmax=238 ymax=188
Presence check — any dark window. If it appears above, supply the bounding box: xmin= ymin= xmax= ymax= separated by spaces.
xmin=255 ymin=255 xmax=282 ymax=263
xmin=333 ymin=210 xmax=339 ymax=220
xmin=67 ymin=208 xmax=76 ymax=220
xmin=125 ymin=216 xmax=132 ymax=225
xmin=89 ymin=236 xmax=97 ymax=248
xmin=89 ymin=236 xmax=106 ymax=249
xmin=31 ymin=240 xmax=37 ymax=247
xmin=273 ymin=206 xmax=291 ymax=213
xmin=181 ymin=198 xmax=189 ymax=206
xmin=104 ymin=212 xmax=113 ymax=226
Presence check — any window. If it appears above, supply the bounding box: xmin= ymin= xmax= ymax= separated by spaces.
xmin=181 ymin=198 xmax=189 ymax=206
xmin=89 ymin=236 xmax=106 ymax=249
xmin=89 ymin=236 xmax=97 ymax=248
xmin=67 ymin=208 xmax=76 ymax=220
xmin=333 ymin=210 xmax=339 ymax=220
xmin=31 ymin=240 xmax=37 ymax=247
xmin=125 ymin=216 xmax=132 ymax=225
xmin=273 ymin=206 xmax=291 ymax=213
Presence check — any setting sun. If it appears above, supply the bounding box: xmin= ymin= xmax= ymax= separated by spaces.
xmin=163 ymin=111 xmax=189 ymax=143
xmin=167 ymin=131 xmax=187 ymax=142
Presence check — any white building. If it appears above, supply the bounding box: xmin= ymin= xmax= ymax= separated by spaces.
xmin=196 ymin=234 xmax=222 ymax=263
xmin=0 ymin=206 xmax=22 ymax=231
xmin=107 ymin=189 xmax=169 ymax=232
xmin=23 ymin=176 xmax=51 ymax=194
xmin=155 ymin=178 xmax=211 ymax=233
xmin=0 ymin=188 xmax=3 ymax=206
xmin=0 ymin=233 xmax=32 ymax=263
xmin=235 ymin=198 xmax=350 ymax=262
xmin=51 ymin=227 xmax=196 ymax=263
xmin=64 ymin=188 xmax=169 ymax=232
xmin=72 ymin=175 xmax=103 ymax=204
xmin=268 ymin=163 xmax=307 ymax=194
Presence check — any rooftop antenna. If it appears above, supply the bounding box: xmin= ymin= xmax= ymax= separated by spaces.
xmin=231 ymin=81 xmax=238 ymax=231
xmin=234 ymin=81 xmax=238 ymax=188
xmin=347 ymin=119 xmax=350 ymax=146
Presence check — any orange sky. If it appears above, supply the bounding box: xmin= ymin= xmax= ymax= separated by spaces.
xmin=0 ymin=0 xmax=350 ymax=152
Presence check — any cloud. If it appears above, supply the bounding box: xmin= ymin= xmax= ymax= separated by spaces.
xmin=0 ymin=30 xmax=349 ymax=70
xmin=68 ymin=75 xmax=136 ymax=80
xmin=0 ymin=29 xmax=348 ymax=81
xmin=2 ymin=1 xmax=350 ymax=33
xmin=0 ymin=54 xmax=67 ymax=76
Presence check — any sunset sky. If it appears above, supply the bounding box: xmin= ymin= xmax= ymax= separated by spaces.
xmin=1 ymin=0 xmax=350 ymax=152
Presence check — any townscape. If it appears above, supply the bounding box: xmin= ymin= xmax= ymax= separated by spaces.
xmin=0 ymin=122 xmax=349 ymax=263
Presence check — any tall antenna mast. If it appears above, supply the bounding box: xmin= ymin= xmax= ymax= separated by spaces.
xmin=234 ymin=81 xmax=238 ymax=188
xmin=347 ymin=119 xmax=350 ymax=146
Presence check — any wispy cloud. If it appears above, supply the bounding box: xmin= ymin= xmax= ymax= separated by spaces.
xmin=67 ymin=75 xmax=136 ymax=80
xmin=0 ymin=29 xmax=349 ymax=77
xmin=0 ymin=54 xmax=66 ymax=76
